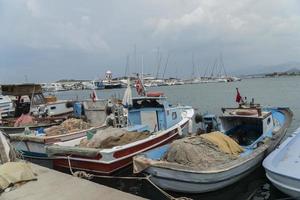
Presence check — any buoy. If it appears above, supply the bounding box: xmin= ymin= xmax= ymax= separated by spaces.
xmin=146 ymin=92 xmax=164 ymax=97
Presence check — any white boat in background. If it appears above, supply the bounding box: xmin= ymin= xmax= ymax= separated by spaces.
xmin=0 ymin=95 xmax=14 ymax=118
xmin=1 ymin=84 xmax=73 ymax=118
xmin=263 ymin=127 xmax=300 ymax=198
xmin=41 ymin=83 xmax=66 ymax=92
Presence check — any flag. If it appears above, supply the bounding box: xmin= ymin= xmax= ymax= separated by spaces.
xmin=236 ymin=88 xmax=242 ymax=103
xmin=135 ymin=79 xmax=144 ymax=96
xmin=91 ymin=90 xmax=98 ymax=102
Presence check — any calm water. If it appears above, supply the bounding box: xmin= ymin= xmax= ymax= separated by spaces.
xmin=54 ymin=77 xmax=300 ymax=200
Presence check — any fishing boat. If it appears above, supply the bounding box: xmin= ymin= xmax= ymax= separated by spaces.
xmin=1 ymin=84 xmax=74 ymax=118
xmin=263 ymin=127 xmax=300 ymax=198
xmin=9 ymin=120 xmax=106 ymax=158
xmin=46 ymin=93 xmax=194 ymax=175
xmin=133 ymin=104 xmax=292 ymax=193
xmin=0 ymin=119 xmax=61 ymax=135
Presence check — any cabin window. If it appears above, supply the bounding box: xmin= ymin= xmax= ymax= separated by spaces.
xmin=172 ymin=112 xmax=177 ymax=120
xmin=132 ymin=99 xmax=163 ymax=109
xmin=50 ymin=106 xmax=56 ymax=110
xmin=267 ymin=117 xmax=271 ymax=125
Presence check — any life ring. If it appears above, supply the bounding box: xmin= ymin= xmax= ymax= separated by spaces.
xmin=146 ymin=92 xmax=164 ymax=97
xmin=234 ymin=109 xmax=258 ymax=116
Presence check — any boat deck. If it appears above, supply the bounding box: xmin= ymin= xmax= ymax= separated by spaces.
xmin=266 ymin=131 xmax=300 ymax=178
xmin=1 ymin=163 xmax=145 ymax=200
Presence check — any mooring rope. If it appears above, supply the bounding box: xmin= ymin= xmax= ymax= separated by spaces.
xmin=66 ymin=156 xmax=189 ymax=200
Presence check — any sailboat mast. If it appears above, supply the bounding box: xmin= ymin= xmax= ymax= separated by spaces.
xmin=191 ymin=53 xmax=195 ymax=79
xmin=155 ymin=47 xmax=161 ymax=79
xmin=125 ymin=54 xmax=130 ymax=77
xmin=162 ymin=53 xmax=170 ymax=79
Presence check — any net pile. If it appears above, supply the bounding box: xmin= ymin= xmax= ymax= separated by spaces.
xmin=79 ymin=127 xmax=150 ymax=149
xmin=45 ymin=118 xmax=90 ymax=136
xmin=164 ymin=132 xmax=243 ymax=169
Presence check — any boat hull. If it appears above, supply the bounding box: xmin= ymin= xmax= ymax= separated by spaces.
xmin=137 ymin=108 xmax=292 ymax=193
xmin=52 ymin=121 xmax=190 ymax=175
xmin=263 ymin=127 xmax=300 ymax=198
xmin=147 ymin=151 xmax=265 ymax=193
xmin=0 ymin=123 xmax=59 ymax=135
xmin=10 ymin=126 xmax=104 ymax=158
xmin=265 ymin=170 xmax=300 ymax=198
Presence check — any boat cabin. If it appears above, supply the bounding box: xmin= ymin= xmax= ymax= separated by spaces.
xmin=1 ymin=84 xmax=73 ymax=117
xmin=1 ymin=84 xmax=47 ymax=117
xmin=127 ymin=96 xmax=182 ymax=133
xmin=220 ymin=106 xmax=275 ymax=147
xmin=203 ymin=114 xmax=220 ymax=133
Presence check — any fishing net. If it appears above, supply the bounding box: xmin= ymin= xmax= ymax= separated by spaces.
xmin=45 ymin=118 xmax=90 ymax=136
xmin=164 ymin=132 xmax=243 ymax=169
xmin=79 ymin=127 xmax=150 ymax=149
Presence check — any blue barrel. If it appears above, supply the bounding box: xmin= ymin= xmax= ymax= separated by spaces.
xmin=73 ymin=102 xmax=82 ymax=117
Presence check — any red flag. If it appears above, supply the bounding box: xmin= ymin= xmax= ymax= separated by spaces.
xmin=91 ymin=90 xmax=97 ymax=102
xmin=236 ymin=88 xmax=242 ymax=103
xmin=135 ymin=79 xmax=144 ymax=96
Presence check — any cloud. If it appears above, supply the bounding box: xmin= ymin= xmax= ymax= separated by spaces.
xmin=1 ymin=0 xmax=300 ymax=82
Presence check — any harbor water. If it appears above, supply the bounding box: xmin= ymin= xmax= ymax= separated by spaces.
xmin=53 ymin=76 xmax=299 ymax=200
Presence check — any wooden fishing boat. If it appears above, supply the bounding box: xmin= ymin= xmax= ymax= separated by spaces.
xmin=0 ymin=117 xmax=63 ymax=134
xmin=133 ymin=105 xmax=292 ymax=193
xmin=46 ymin=95 xmax=194 ymax=175
xmin=263 ymin=127 xmax=300 ymax=198
xmin=9 ymin=122 xmax=106 ymax=158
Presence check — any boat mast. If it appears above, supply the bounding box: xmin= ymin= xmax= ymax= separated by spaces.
xmin=155 ymin=47 xmax=162 ymax=79
xmin=124 ymin=54 xmax=130 ymax=77
xmin=162 ymin=53 xmax=170 ymax=79
xmin=191 ymin=53 xmax=195 ymax=79
xmin=220 ymin=52 xmax=227 ymax=77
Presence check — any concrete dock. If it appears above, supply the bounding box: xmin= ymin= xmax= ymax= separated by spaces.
xmin=1 ymin=163 xmax=146 ymax=200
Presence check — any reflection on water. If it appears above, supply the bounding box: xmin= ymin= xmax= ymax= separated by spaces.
xmin=51 ymin=77 xmax=299 ymax=200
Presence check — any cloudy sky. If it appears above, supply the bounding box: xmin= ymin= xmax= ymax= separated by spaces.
xmin=1 ymin=0 xmax=300 ymax=83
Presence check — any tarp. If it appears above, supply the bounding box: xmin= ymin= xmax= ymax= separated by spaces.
xmin=0 ymin=162 xmax=36 ymax=190
xmin=79 ymin=127 xmax=150 ymax=149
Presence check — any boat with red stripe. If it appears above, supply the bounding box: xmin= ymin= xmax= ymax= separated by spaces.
xmin=47 ymin=93 xmax=194 ymax=175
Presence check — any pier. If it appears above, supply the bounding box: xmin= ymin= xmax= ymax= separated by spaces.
xmin=2 ymin=163 xmax=145 ymax=200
